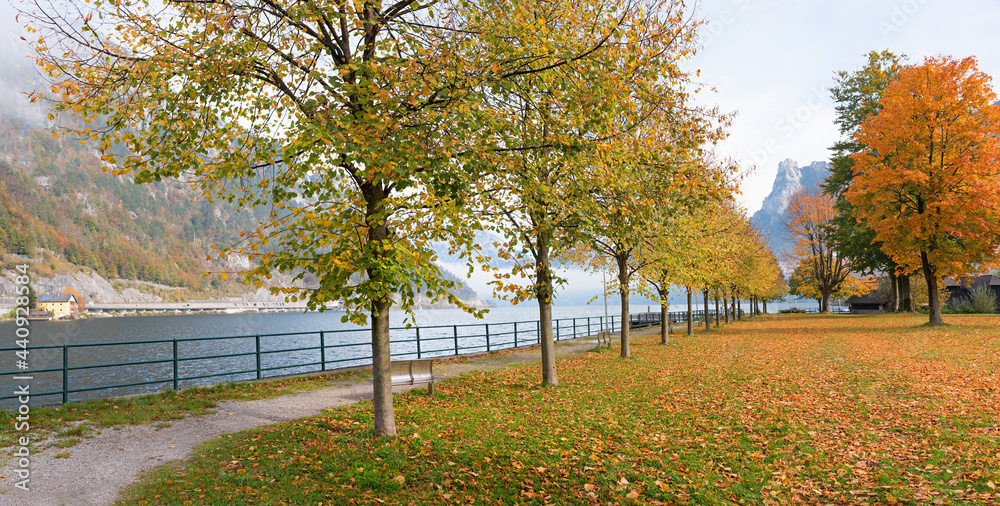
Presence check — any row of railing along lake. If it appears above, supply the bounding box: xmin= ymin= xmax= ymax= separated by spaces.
xmin=0 ymin=310 xmax=719 ymax=406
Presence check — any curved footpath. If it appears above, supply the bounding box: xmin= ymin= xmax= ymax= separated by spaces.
xmin=1 ymin=329 xmax=658 ymax=506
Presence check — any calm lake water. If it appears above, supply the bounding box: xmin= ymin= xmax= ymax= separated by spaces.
xmin=0 ymin=305 xmax=629 ymax=406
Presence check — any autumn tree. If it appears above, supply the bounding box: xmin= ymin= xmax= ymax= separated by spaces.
xmin=789 ymin=259 xmax=874 ymax=306
xmin=24 ymin=0 xmax=628 ymax=436
xmin=743 ymin=232 xmax=785 ymax=314
xmin=666 ymin=198 xmax=745 ymax=334
xmin=727 ymin=226 xmax=777 ymax=317
xmin=639 ymin=202 xmax=708 ymax=342
xmin=588 ymin=145 xmax=734 ymax=356
xmin=480 ymin=0 xmax=698 ymax=383
xmin=635 ymin=209 xmax=682 ymax=345
xmin=785 ymin=188 xmax=855 ymax=313
xmin=847 ymin=56 xmax=1000 ymax=325
xmin=824 ymin=50 xmax=913 ymax=311
xmin=757 ymin=250 xmax=788 ymax=314
xmin=587 ymin=162 xmax=662 ymax=358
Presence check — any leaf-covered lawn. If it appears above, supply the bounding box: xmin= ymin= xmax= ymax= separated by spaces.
xmin=119 ymin=314 xmax=1000 ymax=505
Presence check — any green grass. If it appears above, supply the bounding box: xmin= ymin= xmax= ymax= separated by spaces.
xmin=111 ymin=313 xmax=1000 ymax=505
xmin=1 ymin=369 xmax=367 ymax=448
xmin=52 ymin=438 xmax=78 ymax=449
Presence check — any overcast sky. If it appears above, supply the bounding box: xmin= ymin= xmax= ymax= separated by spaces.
xmin=685 ymin=0 xmax=1000 ymax=214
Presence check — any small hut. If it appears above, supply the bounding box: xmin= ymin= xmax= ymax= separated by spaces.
xmin=846 ymin=294 xmax=884 ymax=314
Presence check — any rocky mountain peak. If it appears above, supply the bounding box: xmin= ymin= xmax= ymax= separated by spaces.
xmin=751 ymin=159 xmax=831 ymax=256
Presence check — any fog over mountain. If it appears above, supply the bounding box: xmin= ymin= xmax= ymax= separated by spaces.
xmin=0 ymin=3 xmax=45 ymax=130
xmin=750 ymin=159 xmax=831 ymax=259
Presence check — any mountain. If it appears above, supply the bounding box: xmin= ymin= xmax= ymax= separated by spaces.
xmin=750 ymin=159 xmax=831 ymax=257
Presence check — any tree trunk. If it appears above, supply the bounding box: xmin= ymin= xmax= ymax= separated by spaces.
xmin=659 ymin=288 xmax=670 ymax=345
xmin=821 ymin=291 xmax=831 ymax=313
xmin=686 ymin=288 xmax=693 ymax=336
xmin=724 ymin=292 xmax=730 ymax=324
xmin=618 ymin=256 xmax=630 ymax=358
xmin=714 ymin=295 xmax=720 ymax=327
xmin=762 ymin=299 xmax=768 ymax=314
xmin=537 ymin=297 xmax=557 ymax=385
xmin=371 ymin=296 xmax=396 ymax=437
xmin=366 ymin=189 xmax=396 ymax=437
xmin=921 ymin=251 xmax=943 ymax=324
xmin=899 ymin=275 xmax=913 ymax=312
xmin=732 ymin=295 xmax=738 ymax=321
xmin=888 ymin=267 xmax=899 ymax=312
xmin=704 ymin=289 xmax=711 ymax=332
xmin=536 ymin=234 xmax=557 ymax=386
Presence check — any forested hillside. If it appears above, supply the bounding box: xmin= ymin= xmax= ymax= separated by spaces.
xmin=0 ymin=5 xmax=261 ymax=289
xmin=0 ymin=126 xmax=263 ymax=288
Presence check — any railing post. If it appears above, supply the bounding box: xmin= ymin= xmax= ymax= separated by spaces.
xmin=587 ymin=317 xmax=591 ymax=337
xmin=453 ymin=325 xmax=459 ymax=355
xmin=573 ymin=318 xmax=577 ymax=339
xmin=172 ymin=339 xmax=179 ymax=391
xmin=416 ymin=327 xmax=422 ymax=359
xmin=555 ymin=319 xmax=560 ymax=341
xmin=514 ymin=322 xmax=518 ymax=348
xmin=255 ymin=334 xmax=262 ymax=380
xmin=62 ymin=343 xmax=69 ymax=404
xmin=485 ymin=324 xmax=491 ymax=352
xmin=320 ymin=331 xmax=326 ymax=371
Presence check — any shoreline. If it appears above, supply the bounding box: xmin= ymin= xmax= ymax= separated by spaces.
xmin=0 ymin=301 xmax=499 ymax=322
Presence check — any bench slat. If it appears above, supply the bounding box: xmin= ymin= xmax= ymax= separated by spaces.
xmin=390 ymin=359 xmax=435 ymax=385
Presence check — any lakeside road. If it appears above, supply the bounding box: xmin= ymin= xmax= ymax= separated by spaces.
xmin=0 ymin=328 xmax=653 ymax=506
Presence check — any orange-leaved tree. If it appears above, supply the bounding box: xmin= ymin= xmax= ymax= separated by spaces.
xmin=785 ymin=188 xmax=854 ymax=313
xmin=847 ymin=56 xmax=1000 ymax=324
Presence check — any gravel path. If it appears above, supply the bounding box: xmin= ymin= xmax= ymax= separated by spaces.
xmin=0 ymin=331 xmax=640 ymax=506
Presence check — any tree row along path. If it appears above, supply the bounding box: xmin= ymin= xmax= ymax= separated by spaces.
xmin=1 ymin=329 xmax=658 ymax=506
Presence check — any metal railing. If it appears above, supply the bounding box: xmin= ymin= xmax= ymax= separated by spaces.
xmin=0 ymin=313 xmax=663 ymax=406
xmin=638 ymin=310 xmax=720 ymax=325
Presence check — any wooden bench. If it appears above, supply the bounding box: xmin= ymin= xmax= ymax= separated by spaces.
xmin=390 ymin=359 xmax=436 ymax=395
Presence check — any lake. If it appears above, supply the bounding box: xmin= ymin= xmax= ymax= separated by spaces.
xmin=0 ymin=305 xmax=632 ymax=406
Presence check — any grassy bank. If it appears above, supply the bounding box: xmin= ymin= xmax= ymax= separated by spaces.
xmin=0 ymin=369 xmax=367 ymax=449
xmin=118 ymin=314 xmax=1000 ymax=505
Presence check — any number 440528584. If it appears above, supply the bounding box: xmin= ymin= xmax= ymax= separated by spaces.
xmin=14 ymin=264 xmax=30 ymax=362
